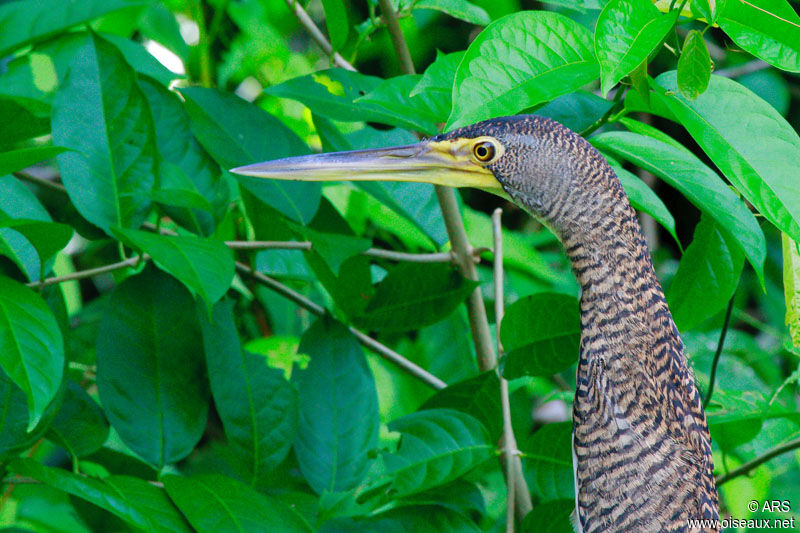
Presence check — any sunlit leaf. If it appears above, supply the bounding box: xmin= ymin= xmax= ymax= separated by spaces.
xmin=783 ymin=234 xmax=800 ymax=347
xmin=594 ymin=0 xmax=678 ymax=95
xmin=653 ymin=72 xmax=800 ymax=245
xmin=411 ymin=0 xmax=490 ymax=25
xmin=447 ymin=11 xmax=598 ymax=129
xmin=677 ymin=30 xmax=711 ymax=100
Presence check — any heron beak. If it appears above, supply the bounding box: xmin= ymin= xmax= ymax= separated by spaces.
xmin=230 ymin=140 xmax=507 ymax=197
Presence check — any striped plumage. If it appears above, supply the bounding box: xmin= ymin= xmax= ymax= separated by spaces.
xmin=440 ymin=116 xmax=719 ymax=531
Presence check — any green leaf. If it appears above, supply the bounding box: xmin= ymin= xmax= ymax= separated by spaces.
xmin=138 ymin=77 xmax=230 ymax=235
xmin=46 ymin=382 xmax=109 ymax=458
xmin=611 ymin=164 xmax=679 ymax=247
xmin=0 ymin=276 xmax=64 ymax=430
xmin=667 ymin=215 xmax=744 ymax=331
xmin=96 ymin=267 xmax=209 ymax=468
xmin=8 ymin=458 xmax=191 ymax=532
xmin=501 ymin=293 xmax=580 ymax=378
xmin=521 ymin=499 xmax=575 ymax=533
xmin=690 ymin=0 xmax=715 ymax=23
xmin=0 ymin=146 xmax=70 ymax=176
xmin=783 ymin=234 xmax=800 ymax=348
xmin=594 ymin=0 xmax=678 ymax=95
xmin=653 ymin=72 xmax=800 ymax=244
xmin=0 ymin=371 xmax=59 ymax=456
xmin=321 ymin=0 xmax=349 ymax=50
xmin=535 ymin=91 xmax=613 ymax=134
xmin=293 ymin=225 xmax=372 ymax=276
xmin=199 ymin=299 xmax=298 ymax=483
xmin=420 ymin=371 xmax=502 ymax=441
xmin=51 ymin=32 xmax=156 ymax=234
xmin=0 ymin=218 xmax=73 ymax=282
xmin=356 ymin=263 xmax=478 ymax=332
xmin=411 ymin=51 xmax=464 ymax=98
xmin=677 ymin=30 xmax=711 ymax=100
xmin=294 ymin=318 xmax=379 ymax=494
xmin=0 ymin=99 xmax=50 ymax=149
xmin=412 ymin=0 xmax=490 ymax=25
xmin=385 ymin=409 xmax=493 ymax=497
xmin=522 ymin=422 xmax=574 ymax=501
xmin=448 ymin=11 xmax=598 ymax=129
xmin=357 ymin=74 xmax=449 ymax=134
xmin=591 ymin=131 xmax=767 ymax=282
xmin=718 ymin=0 xmax=800 ymax=72
xmin=0 ymin=0 xmax=147 ymax=57
xmin=345 ymin=505 xmax=481 ymax=532
xmin=102 ymin=33 xmax=181 ymax=87
xmin=112 ymin=228 xmax=234 ymax=308
xmin=163 ymin=474 xmax=312 ymax=533
xmin=180 ymin=87 xmax=321 ymax=224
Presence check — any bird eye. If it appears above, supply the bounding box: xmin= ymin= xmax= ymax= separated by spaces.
xmin=472 ymin=141 xmax=496 ymax=163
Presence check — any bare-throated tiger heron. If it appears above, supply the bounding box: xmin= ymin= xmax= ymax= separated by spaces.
xmin=232 ymin=115 xmax=719 ymax=532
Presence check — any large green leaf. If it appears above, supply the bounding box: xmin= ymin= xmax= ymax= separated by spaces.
xmin=0 ymin=371 xmax=59 ymax=456
xmin=385 ymin=408 xmax=493 ymax=497
xmin=0 ymin=276 xmax=64 ymax=429
xmin=112 ymin=228 xmax=234 ymax=308
xmin=8 ymin=458 xmax=191 ymax=532
xmin=447 ymin=11 xmax=598 ymax=129
xmin=96 ymin=267 xmax=209 ymax=468
xmin=0 ymin=0 xmax=146 ymax=57
xmin=535 ymin=91 xmax=613 ymax=134
xmin=199 ymin=299 xmax=298 ymax=484
xmin=357 ymin=74 xmax=449 ymax=134
xmin=163 ymin=474 xmax=311 ymax=533
xmin=356 ymin=263 xmax=478 ymax=332
xmin=420 ymin=371 xmax=502 ymax=440
xmin=653 ymin=72 xmax=800 ymax=244
xmin=180 ymin=87 xmax=321 ymax=224
xmin=321 ymin=0 xmax=349 ymax=50
xmin=522 ymin=422 xmax=574 ymax=501
xmin=46 ymin=381 xmax=109 ymax=458
xmin=717 ymin=0 xmax=800 ymax=72
xmin=51 ymin=32 xmax=156 ymax=234
xmin=331 ymin=505 xmax=481 ymax=532
xmin=667 ymin=216 xmax=744 ymax=331
xmin=501 ymin=293 xmax=580 ymax=378
xmin=411 ymin=50 xmax=464 ymax=100
xmin=594 ymin=0 xmax=677 ymax=95
xmin=591 ymin=131 xmax=767 ymax=282
xmin=294 ymin=318 xmax=379 ymax=494
xmin=293 ymin=225 xmax=372 ymax=276
xmin=411 ymin=0 xmax=490 ymax=25
xmin=521 ymin=499 xmax=575 ymax=533
xmin=138 ymin=77 xmax=230 ymax=236
xmin=677 ymin=30 xmax=711 ymax=100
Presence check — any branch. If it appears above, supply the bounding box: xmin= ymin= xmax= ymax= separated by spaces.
xmin=283 ymin=0 xmax=356 ymax=71
xmin=493 ymin=209 xmax=533 ymax=524
xmin=377 ymin=0 xmax=415 ymax=75
xmin=226 ymin=240 xmax=459 ymax=263
xmin=27 ymin=256 xmax=146 ymax=289
xmin=13 ymin=171 xmax=66 ymax=194
xmin=235 ymin=262 xmax=447 ymax=390
xmin=703 ymin=294 xmax=735 ymax=408
xmin=716 ymin=437 xmax=800 ymax=486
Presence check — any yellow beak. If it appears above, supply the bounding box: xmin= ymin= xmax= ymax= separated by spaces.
xmin=230 ymin=139 xmax=507 ymax=197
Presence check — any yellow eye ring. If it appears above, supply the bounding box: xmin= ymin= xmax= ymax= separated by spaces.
xmin=472 ymin=140 xmax=496 ymax=163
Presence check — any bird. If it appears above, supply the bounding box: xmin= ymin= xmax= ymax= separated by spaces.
xmin=232 ymin=115 xmax=720 ymax=532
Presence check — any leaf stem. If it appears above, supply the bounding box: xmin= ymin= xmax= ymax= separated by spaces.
xmin=716 ymin=437 xmax=800 ymax=485
xmin=234 ymin=261 xmax=447 ymax=390
xmin=190 ymin=0 xmax=214 ymax=87
xmin=283 ymin=0 xmax=356 ymax=71
xmin=377 ymin=0 xmax=415 ymax=75
xmin=580 ymin=87 xmax=626 ymax=137
xmin=703 ymin=293 xmax=735 ymax=408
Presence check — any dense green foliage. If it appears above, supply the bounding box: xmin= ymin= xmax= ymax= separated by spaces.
xmin=0 ymin=0 xmax=799 ymax=531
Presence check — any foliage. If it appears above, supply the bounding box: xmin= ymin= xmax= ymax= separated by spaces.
xmin=0 ymin=0 xmax=799 ymax=531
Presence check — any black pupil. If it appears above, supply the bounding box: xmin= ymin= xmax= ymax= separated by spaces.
xmin=476 ymin=144 xmax=491 ymax=159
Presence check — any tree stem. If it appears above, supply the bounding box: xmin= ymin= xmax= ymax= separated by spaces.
xmin=377 ymin=0 xmax=416 ymax=75
xmin=716 ymin=437 xmax=800 ymax=486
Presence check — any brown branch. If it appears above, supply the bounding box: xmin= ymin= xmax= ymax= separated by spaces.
xmin=26 ymin=256 xmax=147 ymax=289
xmin=284 ymin=0 xmax=356 ymax=71
xmin=716 ymin=437 xmax=800 ymax=486
xmin=235 ymin=262 xmax=447 ymax=390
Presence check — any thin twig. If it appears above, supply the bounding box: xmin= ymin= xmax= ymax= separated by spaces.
xmin=494 ymin=209 xmax=523 ymax=531
xmin=226 ymin=240 xmax=457 ymax=262
xmin=234 ymin=261 xmax=447 ymax=390
xmin=377 ymin=0 xmax=415 ymax=75
xmin=26 ymin=256 xmax=147 ymax=289
xmin=13 ymin=171 xmax=66 ymax=194
xmin=703 ymin=294 xmax=736 ymax=408
xmin=283 ymin=0 xmax=356 ymax=71
xmin=716 ymin=437 xmax=800 ymax=486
